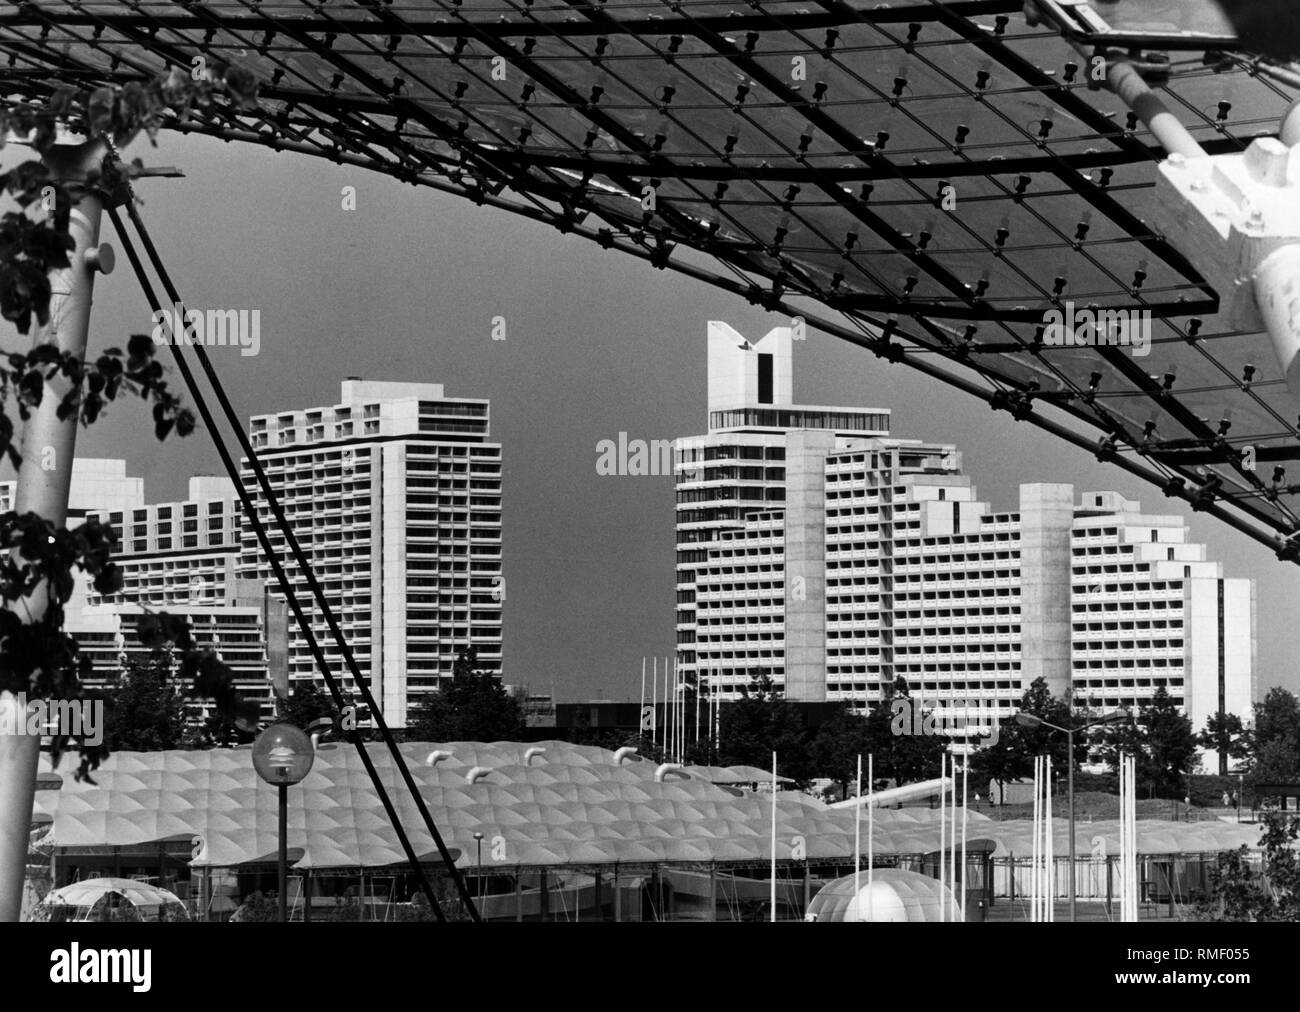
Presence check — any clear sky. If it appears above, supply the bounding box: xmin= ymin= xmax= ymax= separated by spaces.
xmin=11 ymin=132 xmax=1296 ymax=706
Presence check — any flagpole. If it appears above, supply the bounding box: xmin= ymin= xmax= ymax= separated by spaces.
xmin=854 ymin=753 xmax=861 ymax=892
xmin=675 ymin=659 xmax=681 ymax=762
xmin=868 ymin=753 xmax=874 ymax=887
xmin=770 ymin=750 xmax=778 ymax=923
xmin=941 ymin=749 xmax=951 ymax=920
xmin=670 ymin=658 xmax=681 ymax=759
xmin=961 ymin=755 xmax=968 ymax=922
xmin=1032 ymin=754 xmax=1040 ymax=922
xmin=670 ymin=657 xmax=677 ymax=762
xmin=651 ymin=657 xmax=658 ymax=751
xmin=640 ymin=657 xmax=646 ymax=737
xmin=950 ymin=753 xmax=958 ymax=922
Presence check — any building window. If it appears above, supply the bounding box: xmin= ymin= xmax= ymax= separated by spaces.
xmin=758 ymin=352 xmax=773 ymax=404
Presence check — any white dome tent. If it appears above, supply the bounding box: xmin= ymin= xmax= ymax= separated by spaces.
xmin=33 ymin=877 xmax=189 ymax=922
xmin=806 ymin=870 xmax=955 ymax=923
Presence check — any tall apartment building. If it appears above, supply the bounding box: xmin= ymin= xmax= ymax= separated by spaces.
xmin=237 ymin=379 xmax=504 ymax=726
xmin=675 ymin=324 xmax=1255 ymax=760
xmin=673 ymin=321 xmax=891 ymax=695
xmin=11 ymin=462 xmax=280 ymax=721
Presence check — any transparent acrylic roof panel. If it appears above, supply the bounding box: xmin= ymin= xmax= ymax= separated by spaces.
xmin=3 ymin=1 xmax=1298 ymax=553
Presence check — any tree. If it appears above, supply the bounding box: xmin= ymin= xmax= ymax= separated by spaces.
xmin=1248 ymin=739 xmax=1300 ymax=794
xmin=866 ymin=678 xmax=947 ymax=785
xmin=407 ymin=646 xmax=524 ymax=742
xmin=102 ymin=648 xmax=190 ymax=752
xmin=968 ymin=677 xmax=1087 ymax=800
xmin=810 ymin=705 xmax=873 ymax=796
xmin=716 ymin=673 xmax=811 ymax=782
xmin=278 ymin=682 xmax=340 ymax=730
xmin=1253 ymin=687 xmax=1300 ymax=761
xmin=1239 ymin=688 xmax=1300 ymax=799
xmin=1199 ymin=812 xmax=1300 ymax=922
xmin=804 ymin=678 xmax=948 ymax=792
xmin=567 ymin=705 xmax=630 ymax=751
xmin=229 ymin=891 xmax=279 ymax=923
xmin=1197 ymin=712 xmax=1251 ymax=774
xmin=1099 ymin=686 xmax=1198 ymax=799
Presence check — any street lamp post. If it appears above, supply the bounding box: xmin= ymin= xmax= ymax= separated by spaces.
xmin=252 ymin=724 xmax=316 ymax=923
xmin=1015 ymin=709 xmax=1129 ymax=922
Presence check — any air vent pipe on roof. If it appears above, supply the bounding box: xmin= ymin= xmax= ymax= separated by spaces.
xmin=654 ymin=763 xmax=685 ymax=782
xmin=466 ymin=766 xmax=493 ymax=784
xmin=308 ymin=717 xmax=334 ymax=752
xmin=523 ymin=747 xmax=546 ymax=766
xmin=612 ymin=747 xmax=638 ymax=765
xmin=425 ymin=750 xmax=453 ymax=767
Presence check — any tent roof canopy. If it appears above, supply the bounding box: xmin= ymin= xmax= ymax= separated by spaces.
xmin=43 ymin=741 xmax=1264 ymax=870
xmin=2 ymin=2 xmax=1298 ymax=551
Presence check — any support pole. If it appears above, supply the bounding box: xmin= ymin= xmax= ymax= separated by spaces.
xmin=198 ymin=867 xmax=210 ymax=923
xmin=1067 ymin=727 xmax=1077 ymax=922
xmin=278 ymin=783 xmax=288 ymax=923
xmin=652 ymin=659 xmax=658 ymax=751
xmin=770 ymin=750 xmax=778 ymax=923
xmin=961 ymin=757 xmax=968 ymax=922
xmin=941 ymin=754 xmax=951 ymax=920
xmin=854 ymin=754 xmax=861 ymax=887
xmin=867 ymin=753 xmax=874 ymax=890
xmin=0 ymin=139 xmax=110 ymax=924
xmin=1031 ymin=755 xmax=1040 ymax=922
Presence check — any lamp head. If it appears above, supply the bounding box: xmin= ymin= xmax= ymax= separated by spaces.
xmin=252 ymin=723 xmax=315 ymax=785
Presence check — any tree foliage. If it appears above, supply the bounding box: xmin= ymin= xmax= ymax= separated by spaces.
xmin=853 ymin=677 xmax=947 ymax=786
xmin=1197 ymin=711 xmax=1251 ymax=774
xmin=0 ymin=73 xmax=263 ymax=775
xmin=1199 ymin=813 xmax=1300 ymax=922
xmin=103 ymin=648 xmax=190 ymax=752
xmin=715 ymin=674 xmax=810 ymax=781
xmin=1099 ymin=686 xmax=1198 ymax=799
xmin=277 ymin=681 xmax=341 ymax=731
xmin=809 ymin=706 xmax=874 ymax=794
xmin=1243 ymin=688 xmax=1300 ymax=796
xmin=407 ymin=647 xmax=524 ymax=742
xmin=968 ymin=677 xmax=1088 ymax=798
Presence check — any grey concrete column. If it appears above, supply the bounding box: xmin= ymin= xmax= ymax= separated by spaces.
xmin=1017 ymin=484 xmax=1075 ymax=699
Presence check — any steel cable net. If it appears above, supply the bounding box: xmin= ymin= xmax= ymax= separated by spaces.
xmin=4 ymin=1 xmax=1300 ymax=551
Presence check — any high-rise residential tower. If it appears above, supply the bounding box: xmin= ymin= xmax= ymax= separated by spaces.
xmin=673 ymin=321 xmax=891 ymax=697
xmin=237 ymin=379 xmax=504 ymax=726
xmin=675 ymin=324 xmax=1255 ymax=762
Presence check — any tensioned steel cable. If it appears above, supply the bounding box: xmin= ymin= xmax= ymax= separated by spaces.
xmin=121 ymin=196 xmax=485 ymax=920
xmin=104 ymin=196 xmax=480 ymax=922
xmin=104 ymin=201 xmax=451 ymax=921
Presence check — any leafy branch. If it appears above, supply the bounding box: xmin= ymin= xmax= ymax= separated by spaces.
xmin=0 ymin=66 xmax=264 ymax=769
